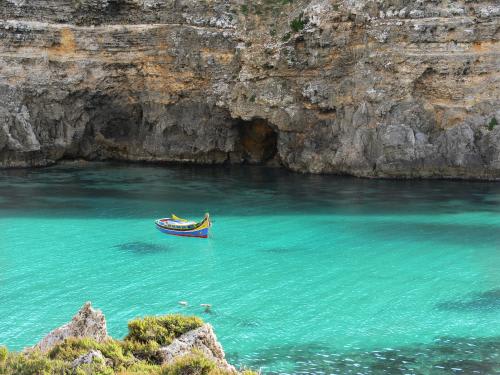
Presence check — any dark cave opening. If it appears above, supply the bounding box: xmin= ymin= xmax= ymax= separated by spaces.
xmin=234 ymin=118 xmax=279 ymax=165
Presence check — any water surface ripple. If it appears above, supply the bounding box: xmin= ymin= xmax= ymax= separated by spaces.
xmin=0 ymin=163 xmax=499 ymax=374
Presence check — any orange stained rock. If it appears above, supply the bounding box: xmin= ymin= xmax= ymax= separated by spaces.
xmin=49 ymin=27 xmax=77 ymax=57
xmin=201 ymin=48 xmax=234 ymax=64
xmin=471 ymin=40 xmax=498 ymax=53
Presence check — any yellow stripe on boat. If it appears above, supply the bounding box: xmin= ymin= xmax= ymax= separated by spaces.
xmin=171 ymin=214 xmax=188 ymax=222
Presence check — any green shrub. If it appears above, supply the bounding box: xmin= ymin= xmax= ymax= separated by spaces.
xmin=48 ymin=337 xmax=134 ymax=369
xmin=488 ymin=117 xmax=498 ymax=131
xmin=123 ymin=314 xmax=202 ymax=365
xmin=48 ymin=337 xmax=100 ymax=362
xmin=282 ymin=32 xmax=291 ymax=42
xmin=126 ymin=315 xmax=203 ymax=346
xmin=159 ymin=351 xmax=259 ymax=375
xmin=2 ymin=350 xmax=70 ymax=375
xmin=159 ymin=351 xmax=217 ymax=375
xmin=121 ymin=339 xmax=162 ymax=364
xmin=99 ymin=340 xmax=134 ymax=368
xmin=290 ymin=13 xmax=308 ymax=32
xmin=0 ymin=346 xmax=7 ymax=364
xmin=116 ymin=361 xmax=162 ymax=374
xmin=240 ymin=4 xmax=248 ymax=15
xmin=290 ymin=17 xmax=304 ymax=32
xmin=74 ymin=361 xmax=115 ymax=375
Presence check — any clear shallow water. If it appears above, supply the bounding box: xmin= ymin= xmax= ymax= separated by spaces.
xmin=0 ymin=163 xmax=499 ymax=374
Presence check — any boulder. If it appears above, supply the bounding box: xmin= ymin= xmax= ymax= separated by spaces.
xmin=159 ymin=324 xmax=235 ymax=373
xmin=71 ymin=349 xmax=105 ymax=368
xmin=33 ymin=302 xmax=108 ymax=352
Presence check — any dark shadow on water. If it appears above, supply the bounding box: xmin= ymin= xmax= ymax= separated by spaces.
xmin=436 ymin=289 xmax=500 ymax=312
xmin=113 ymin=241 xmax=170 ymax=254
xmin=227 ymin=343 xmax=331 ymax=370
xmin=352 ymin=222 xmax=500 ymax=247
xmin=227 ymin=336 xmax=500 ymax=374
xmin=1 ymin=162 xmax=500 ymax=219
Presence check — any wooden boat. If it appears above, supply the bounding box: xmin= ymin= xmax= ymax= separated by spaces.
xmin=155 ymin=213 xmax=211 ymax=238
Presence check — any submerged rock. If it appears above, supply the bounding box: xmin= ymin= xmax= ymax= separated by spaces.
xmin=33 ymin=302 xmax=108 ymax=352
xmin=159 ymin=324 xmax=236 ymax=373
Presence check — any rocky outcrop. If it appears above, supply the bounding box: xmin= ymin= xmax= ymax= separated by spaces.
xmin=71 ymin=349 xmax=105 ymax=368
xmin=33 ymin=302 xmax=108 ymax=352
xmin=159 ymin=324 xmax=235 ymax=373
xmin=0 ymin=0 xmax=499 ymax=179
xmin=26 ymin=303 xmax=240 ymax=373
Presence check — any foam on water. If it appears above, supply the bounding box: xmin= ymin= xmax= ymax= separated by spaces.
xmin=0 ymin=163 xmax=499 ymax=373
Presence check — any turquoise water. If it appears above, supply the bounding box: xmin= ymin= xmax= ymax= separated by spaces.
xmin=1 ymin=163 xmax=499 ymax=374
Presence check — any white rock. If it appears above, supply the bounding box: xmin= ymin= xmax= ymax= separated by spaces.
xmin=159 ymin=324 xmax=236 ymax=373
xmin=33 ymin=302 xmax=108 ymax=353
xmin=71 ymin=350 xmax=105 ymax=368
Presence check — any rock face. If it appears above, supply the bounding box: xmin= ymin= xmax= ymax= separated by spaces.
xmin=0 ymin=0 xmax=499 ymax=178
xmin=33 ymin=302 xmax=108 ymax=352
xmin=159 ymin=324 xmax=235 ymax=373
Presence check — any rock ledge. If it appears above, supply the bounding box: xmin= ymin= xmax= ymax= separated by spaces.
xmin=159 ymin=323 xmax=236 ymax=372
xmin=33 ymin=302 xmax=108 ymax=353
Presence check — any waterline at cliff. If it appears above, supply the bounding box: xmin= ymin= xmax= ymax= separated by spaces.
xmin=0 ymin=163 xmax=499 ymax=373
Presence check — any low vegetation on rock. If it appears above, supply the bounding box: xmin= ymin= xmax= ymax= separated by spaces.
xmin=488 ymin=117 xmax=498 ymax=131
xmin=0 ymin=314 xmax=255 ymax=375
xmin=290 ymin=12 xmax=308 ymax=32
xmin=161 ymin=350 xmax=255 ymax=375
xmin=126 ymin=315 xmax=203 ymax=347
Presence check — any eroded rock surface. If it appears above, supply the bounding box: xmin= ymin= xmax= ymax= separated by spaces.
xmin=159 ymin=324 xmax=235 ymax=373
xmin=0 ymin=0 xmax=499 ymax=178
xmin=33 ymin=302 xmax=108 ymax=352
xmin=71 ymin=349 xmax=105 ymax=368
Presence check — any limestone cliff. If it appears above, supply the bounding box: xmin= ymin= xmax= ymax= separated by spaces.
xmin=0 ymin=0 xmax=498 ymax=178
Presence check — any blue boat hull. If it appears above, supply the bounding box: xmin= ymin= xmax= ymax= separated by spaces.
xmin=156 ymin=225 xmax=209 ymax=238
